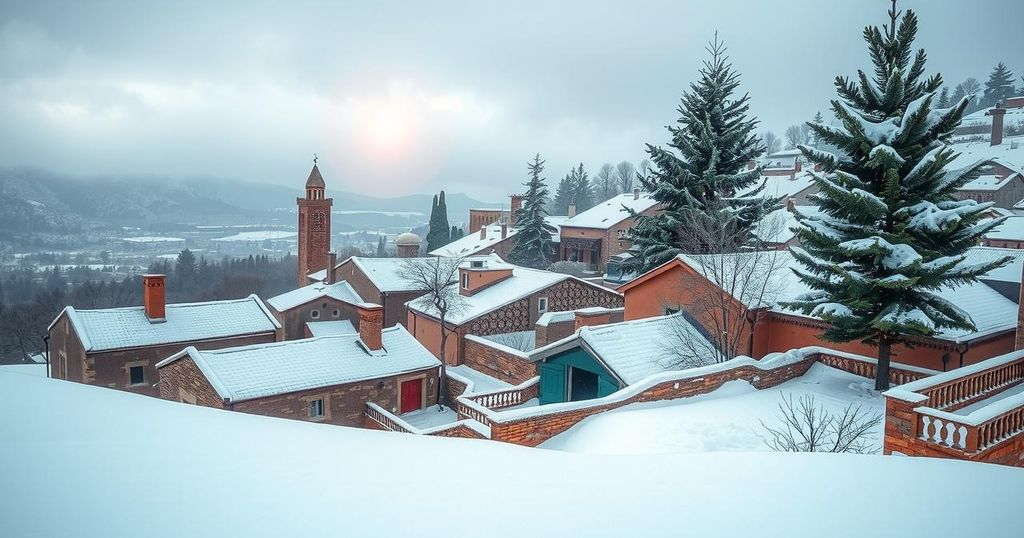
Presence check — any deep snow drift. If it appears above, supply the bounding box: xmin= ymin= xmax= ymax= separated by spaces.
xmin=542 ymin=363 xmax=883 ymax=454
xmin=1 ymin=371 xmax=1021 ymax=537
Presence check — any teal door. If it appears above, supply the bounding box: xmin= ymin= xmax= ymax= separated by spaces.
xmin=540 ymin=363 xmax=568 ymax=404
xmin=597 ymin=376 xmax=619 ymax=398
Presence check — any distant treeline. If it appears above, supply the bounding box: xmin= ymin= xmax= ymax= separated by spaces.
xmin=0 ymin=250 xmax=298 ymax=364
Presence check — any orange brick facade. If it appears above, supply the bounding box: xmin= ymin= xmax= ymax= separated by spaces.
xmin=621 ymin=259 xmax=1017 ymax=371
xmin=558 ymin=204 xmax=661 ymax=271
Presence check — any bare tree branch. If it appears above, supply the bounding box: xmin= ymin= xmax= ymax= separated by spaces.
xmin=758 ymin=393 xmax=882 ymax=453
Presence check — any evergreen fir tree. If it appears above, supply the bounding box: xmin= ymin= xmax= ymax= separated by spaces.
xmin=980 ymin=63 xmax=1016 ymax=108
xmin=624 ymin=35 xmax=779 ymax=274
xmin=784 ymin=1 xmax=1009 ymax=391
xmin=811 ymin=111 xmax=825 ymax=145
xmin=425 ymin=191 xmax=452 ymax=252
xmin=376 ymin=235 xmax=386 ymax=257
xmin=449 ymin=225 xmax=462 ymax=241
xmin=571 ymin=163 xmax=594 ymax=211
xmin=936 ymin=86 xmax=950 ymax=108
xmin=552 ymin=172 xmax=575 ymax=215
xmin=508 ymin=154 xmax=557 ymax=268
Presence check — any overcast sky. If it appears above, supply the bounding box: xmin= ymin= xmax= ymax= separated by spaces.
xmin=1 ymin=0 xmax=1021 ymax=201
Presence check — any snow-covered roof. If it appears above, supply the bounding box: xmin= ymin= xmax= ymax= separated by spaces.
xmin=964 ymin=246 xmax=1024 ymax=284
xmin=157 ymin=326 xmax=440 ymax=403
xmin=536 ymin=310 xmax=577 ymax=327
xmin=55 ymin=295 xmax=280 ymax=352
xmin=408 ymin=265 xmax=616 ymax=325
xmin=959 ymin=106 xmax=1024 ymax=130
xmin=675 ymin=250 xmax=1018 ymax=342
xmin=577 ymin=314 xmax=711 ymax=385
xmin=947 ymin=137 xmax=1024 ymax=186
xmin=960 ymin=173 xmax=1021 ymax=191
xmin=305 ymin=320 xmax=357 ymax=337
xmin=266 ymin=280 xmax=362 ymax=311
xmin=429 ymin=217 xmax=567 ymax=257
xmin=986 ymin=215 xmax=1024 ymax=241
xmin=561 ymin=193 xmax=658 ymax=230
xmin=344 ymin=254 xmax=503 ymax=292
xmin=738 ymin=172 xmax=817 ymax=200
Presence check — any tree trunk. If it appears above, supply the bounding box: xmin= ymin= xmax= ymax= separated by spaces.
xmin=875 ymin=335 xmax=891 ymax=391
xmin=437 ymin=311 xmax=448 ymax=410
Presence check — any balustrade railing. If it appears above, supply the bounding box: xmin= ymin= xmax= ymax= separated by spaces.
xmin=920 ymin=358 xmax=1024 ymax=411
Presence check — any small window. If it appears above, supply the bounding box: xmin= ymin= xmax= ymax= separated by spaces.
xmin=461 ymin=273 xmax=469 ymax=289
xmin=470 ymin=260 xmax=484 ymax=268
xmin=311 ymin=309 xmax=321 ymax=319
xmin=129 ymin=365 xmax=145 ymax=386
xmin=308 ymin=398 xmax=325 ymax=418
xmin=332 ymin=309 xmax=340 ymax=318
xmin=538 ymin=297 xmax=548 ymax=313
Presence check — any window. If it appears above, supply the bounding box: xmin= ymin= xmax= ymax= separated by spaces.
xmin=470 ymin=260 xmax=484 ymax=268
xmin=308 ymin=398 xmax=325 ymax=418
xmin=461 ymin=272 xmax=469 ymax=289
xmin=538 ymin=297 xmax=548 ymax=313
xmin=331 ymin=309 xmax=340 ymax=318
xmin=129 ymin=365 xmax=145 ymax=386
xmin=311 ymin=309 xmax=321 ymax=319
xmin=664 ymin=307 xmax=679 ymax=315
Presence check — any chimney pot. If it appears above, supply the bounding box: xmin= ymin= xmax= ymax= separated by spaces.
xmin=479 ymin=226 xmax=487 ymax=239
xmin=356 ymin=303 xmax=384 ymax=351
xmin=142 ymin=274 xmax=166 ymax=322
xmin=568 ymin=202 xmax=576 ymax=218
xmin=633 ymin=188 xmax=640 ymax=200
xmin=500 ymin=223 xmax=508 ymax=240
xmin=786 ymin=197 xmax=796 ymax=212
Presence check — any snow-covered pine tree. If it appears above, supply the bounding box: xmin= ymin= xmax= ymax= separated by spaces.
xmin=936 ymin=86 xmax=950 ymax=108
xmin=980 ymin=63 xmax=1016 ymax=109
xmin=509 ymin=154 xmax=557 ymax=268
xmin=811 ymin=112 xmax=825 ymax=146
xmin=624 ymin=35 xmax=779 ymax=274
xmin=784 ymin=1 xmax=1010 ymax=391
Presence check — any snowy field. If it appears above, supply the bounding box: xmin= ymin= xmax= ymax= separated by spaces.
xmin=2 ymin=371 xmax=1023 ymax=537
xmin=542 ymin=363 xmax=882 ymax=454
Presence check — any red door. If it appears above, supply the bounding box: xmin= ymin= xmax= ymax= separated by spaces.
xmin=400 ymin=379 xmax=422 ymax=413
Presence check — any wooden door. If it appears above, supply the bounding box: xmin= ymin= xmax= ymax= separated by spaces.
xmin=400 ymin=379 xmax=422 ymax=413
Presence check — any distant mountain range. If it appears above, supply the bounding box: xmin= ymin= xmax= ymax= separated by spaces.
xmin=0 ymin=167 xmax=499 ymax=237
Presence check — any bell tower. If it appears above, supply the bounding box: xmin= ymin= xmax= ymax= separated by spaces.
xmin=296 ymin=157 xmax=333 ymax=286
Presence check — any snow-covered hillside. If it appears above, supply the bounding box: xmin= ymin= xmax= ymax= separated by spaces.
xmin=1 ymin=371 xmax=1022 ymax=537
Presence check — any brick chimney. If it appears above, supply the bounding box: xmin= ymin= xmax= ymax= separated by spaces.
xmin=325 ymin=252 xmax=337 ymax=284
xmin=988 ymin=105 xmax=1007 ymax=146
xmin=568 ymin=201 xmax=576 ymax=218
xmin=786 ymin=197 xmax=796 ymax=212
xmin=479 ymin=226 xmax=487 ymax=239
xmin=356 ymin=303 xmax=384 ymax=351
xmin=143 ymin=274 xmax=166 ymax=322
xmin=510 ymin=194 xmax=524 ymax=226
xmin=633 ymin=188 xmax=640 ymax=200
xmin=575 ymin=307 xmax=613 ymax=331
xmin=500 ymin=222 xmax=508 ymax=240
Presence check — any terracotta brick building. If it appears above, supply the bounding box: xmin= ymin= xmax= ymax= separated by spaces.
xmin=407 ymin=258 xmax=623 ymax=365
xmin=296 ymin=162 xmax=333 ymax=286
xmin=157 ymin=303 xmax=441 ymax=426
xmin=557 ymin=190 xmax=661 ymax=272
xmin=619 ymin=251 xmax=1019 ymax=371
xmin=46 ymin=274 xmax=281 ymax=397
xmin=266 ymin=278 xmax=364 ymax=340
